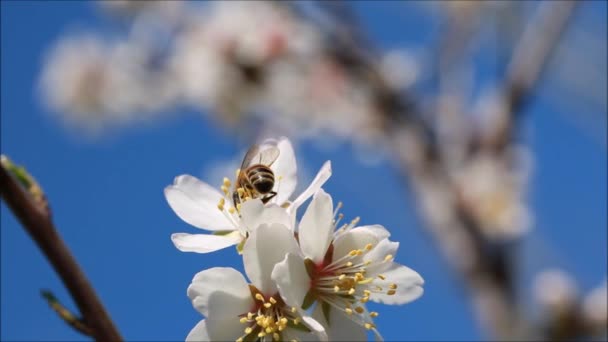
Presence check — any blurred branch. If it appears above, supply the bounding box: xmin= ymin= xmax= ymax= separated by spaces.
xmin=487 ymin=0 xmax=579 ymax=151
xmin=313 ymin=0 xmax=579 ymax=339
xmin=0 ymin=156 xmax=122 ymax=341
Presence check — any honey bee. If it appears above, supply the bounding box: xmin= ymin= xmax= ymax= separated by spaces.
xmin=232 ymin=143 xmax=280 ymax=207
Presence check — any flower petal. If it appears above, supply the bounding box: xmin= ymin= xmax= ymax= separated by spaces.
xmin=271 ymin=137 xmax=297 ymax=205
xmin=186 ymin=320 xmax=210 ymax=342
xmin=312 ymin=306 xmax=366 ymax=341
xmin=290 ymin=161 xmax=332 ymax=213
xmin=353 ymin=225 xmax=391 ymax=241
xmin=363 ymin=238 xmax=400 ymax=275
xmin=243 ymin=223 xmax=300 ymax=294
xmin=299 ymin=189 xmax=334 ymax=264
xmin=332 ymin=227 xmax=384 ymax=263
xmin=240 ymin=199 xmax=293 ymax=232
xmin=171 ymin=232 xmax=241 ymax=254
xmin=165 ymin=175 xmax=233 ymax=231
xmin=369 ymin=263 xmax=424 ymax=305
xmin=206 ymin=315 xmax=248 ymax=342
xmin=272 ymin=253 xmax=310 ymax=308
xmin=187 ymin=267 xmax=253 ymax=318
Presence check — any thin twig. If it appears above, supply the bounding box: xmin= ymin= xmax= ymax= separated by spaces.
xmin=0 ymin=163 xmax=122 ymax=341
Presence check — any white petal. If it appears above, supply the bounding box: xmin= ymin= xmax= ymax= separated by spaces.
xmin=240 ymin=199 xmax=293 ymax=232
xmin=353 ymin=225 xmax=391 ymax=241
xmin=332 ymin=227 xmax=384 ymax=263
xmin=363 ymin=239 xmax=400 ymax=275
xmin=187 ymin=267 xmax=253 ymax=318
xmin=312 ymin=306 xmax=366 ymax=341
xmin=171 ymin=232 xmax=241 ymax=254
xmin=299 ymin=189 xmax=334 ymax=264
xmin=290 ymin=161 xmax=332 ymax=213
xmin=165 ymin=175 xmax=233 ymax=231
xmin=243 ymin=223 xmax=300 ymax=294
xmin=206 ymin=316 xmax=248 ymax=342
xmin=186 ymin=320 xmax=210 ymax=342
xmin=272 ymin=253 xmax=310 ymax=308
xmin=369 ymin=263 xmax=424 ymax=305
xmin=272 ymin=137 xmax=297 ymax=204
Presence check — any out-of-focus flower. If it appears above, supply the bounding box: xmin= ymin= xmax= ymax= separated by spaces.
xmin=165 ymin=138 xmax=331 ymax=253
xmin=534 ymin=269 xmax=578 ymax=315
xmin=452 ymin=149 xmax=532 ymax=240
xmin=40 ymin=34 xmax=177 ymax=132
xmin=582 ymin=281 xmax=607 ymax=334
xmin=271 ymin=189 xmax=424 ymax=340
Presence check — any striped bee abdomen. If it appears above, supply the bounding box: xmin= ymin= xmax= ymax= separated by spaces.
xmin=246 ymin=165 xmax=275 ymax=194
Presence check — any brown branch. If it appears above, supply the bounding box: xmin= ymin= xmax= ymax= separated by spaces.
xmin=0 ymin=162 xmax=122 ymax=341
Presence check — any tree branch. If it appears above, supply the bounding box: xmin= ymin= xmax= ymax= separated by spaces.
xmin=0 ymin=160 xmax=122 ymax=341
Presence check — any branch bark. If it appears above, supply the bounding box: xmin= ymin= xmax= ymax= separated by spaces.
xmin=0 ymin=163 xmax=122 ymax=341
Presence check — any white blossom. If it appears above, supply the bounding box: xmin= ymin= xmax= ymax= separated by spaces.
xmin=270 ymin=189 xmax=425 ymax=340
xmin=165 ymin=137 xmax=331 ymax=253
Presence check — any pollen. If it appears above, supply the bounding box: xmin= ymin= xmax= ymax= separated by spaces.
xmin=264 ymin=302 xmax=272 ymax=308
xmin=223 ymin=177 xmax=231 ymax=187
xmin=370 ymin=311 xmax=379 ymax=317
xmin=255 ymin=293 xmax=265 ymax=302
xmin=217 ymin=198 xmax=225 ymax=211
xmin=365 ymin=243 xmax=374 ymax=251
xmin=269 ymin=297 xmax=277 ymax=304
xmin=384 ymin=254 xmax=394 ymax=262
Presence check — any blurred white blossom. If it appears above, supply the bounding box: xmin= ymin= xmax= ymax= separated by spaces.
xmin=533 ymin=269 xmax=578 ymax=314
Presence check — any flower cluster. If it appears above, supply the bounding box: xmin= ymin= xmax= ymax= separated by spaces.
xmin=165 ymin=137 xmax=424 ymax=341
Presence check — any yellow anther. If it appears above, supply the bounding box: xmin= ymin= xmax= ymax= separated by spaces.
xmin=228 ymin=207 xmax=236 ymax=214
xmin=258 ymin=332 xmax=266 ymax=338
xmin=355 ymin=273 xmax=364 ymax=280
xmin=223 ymin=177 xmax=231 ymax=187
xmin=293 ymin=317 xmax=301 ymax=325
xmin=370 ymin=312 xmax=379 ymax=317
xmin=349 ymin=250 xmax=358 ymax=257
xmin=236 ymin=203 xmax=242 ymax=211
xmin=387 ymin=289 xmax=396 ymax=295
xmin=334 ymin=285 xmax=340 ymax=292
xmin=280 ymin=317 xmax=288 ymax=325
xmin=265 ymin=327 xmax=273 ymax=334
xmin=291 ymin=307 xmax=297 ymax=313
xmin=377 ymin=274 xmax=386 ymax=280
xmin=221 ymin=185 xmax=229 ymax=194
xmin=240 ymin=317 xmax=248 ymax=324
xmin=389 ymin=283 xmax=397 ymax=290
xmin=346 ymin=262 xmax=353 ymax=267
xmin=364 ymin=323 xmax=375 ymax=330
xmin=273 ymin=333 xmax=280 ymax=341
xmin=255 ymin=293 xmax=265 ymax=302
xmin=355 ymin=306 xmax=364 ymax=314
xmin=348 ymin=288 xmax=356 ymax=295
xmin=363 ymin=290 xmax=371 ymax=296
xmin=217 ymin=198 xmax=225 ymax=211
xmin=365 ymin=243 xmax=373 ymax=251
xmin=269 ymin=297 xmax=277 ymax=304
xmin=245 ymin=327 xmax=253 ymax=334
xmin=384 ymin=254 xmax=394 ymax=262
xmin=264 ymin=302 xmax=272 ymax=308
xmin=360 ymin=297 xmax=369 ymax=303
xmin=247 ymin=312 xmax=254 ymax=319
xmin=345 ymin=308 xmax=353 ymax=315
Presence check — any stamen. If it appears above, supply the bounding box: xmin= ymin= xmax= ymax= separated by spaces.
xmin=370 ymin=312 xmax=379 ymax=317
xmin=255 ymin=293 xmax=265 ymax=302
xmin=217 ymin=198 xmax=225 ymax=211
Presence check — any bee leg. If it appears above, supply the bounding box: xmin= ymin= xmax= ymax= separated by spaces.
xmin=232 ymin=191 xmax=241 ymax=208
xmin=261 ymin=191 xmax=277 ymax=204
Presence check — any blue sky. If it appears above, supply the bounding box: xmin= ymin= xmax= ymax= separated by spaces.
xmin=1 ymin=1 xmax=606 ymax=341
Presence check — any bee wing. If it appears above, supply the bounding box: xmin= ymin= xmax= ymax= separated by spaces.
xmin=240 ymin=144 xmax=261 ymax=170
xmin=256 ymin=146 xmax=280 ymax=167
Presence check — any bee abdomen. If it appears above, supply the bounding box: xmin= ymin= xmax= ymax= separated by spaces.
xmin=246 ymin=165 xmax=275 ymax=194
